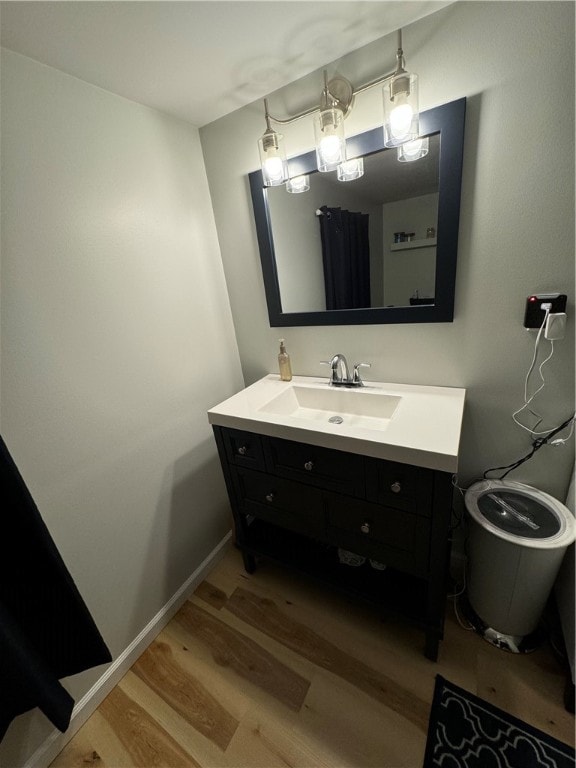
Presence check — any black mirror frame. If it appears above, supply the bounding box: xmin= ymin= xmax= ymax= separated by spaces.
xmin=249 ymin=97 xmax=466 ymax=327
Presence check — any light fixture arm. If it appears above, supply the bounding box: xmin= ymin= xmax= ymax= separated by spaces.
xmin=265 ymin=29 xmax=408 ymax=125
xmin=261 ymin=98 xmax=282 ymax=152
xmin=320 ymin=70 xmax=329 ymax=109
xmin=263 ymin=98 xmax=272 ymax=131
xmin=395 ymin=29 xmax=406 ymax=76
xmin=266 ymin=103 xmax=319 ymax=126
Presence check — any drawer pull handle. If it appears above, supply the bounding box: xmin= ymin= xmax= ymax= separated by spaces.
xmin=237 ymin=445 xmax=247 ymax=456
xmin=265 ymin=493 xmax=275 ymax=503
xmin=360 ymin=522 xmax=370 ymax=534
xmin=391 ymin=481 xmax=402 ymax=494
xmin=304 ymin=461 xmax=314 ymax=471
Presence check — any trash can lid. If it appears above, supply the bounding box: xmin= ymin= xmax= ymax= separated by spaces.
xmin=465 ymin=480 xmax=576 ymax=549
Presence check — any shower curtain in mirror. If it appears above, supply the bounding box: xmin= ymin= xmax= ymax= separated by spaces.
xmin=0 ymin=435 xmax=112 ymax=742
xmin=318 ymin=205 xmax=371 ymax=310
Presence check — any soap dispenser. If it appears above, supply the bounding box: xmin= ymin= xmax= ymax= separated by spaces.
xmin=278 ymin=339 xmax=292 ymax=381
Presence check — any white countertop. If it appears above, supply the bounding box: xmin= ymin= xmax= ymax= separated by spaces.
xmin=208 ymin=374 xmax=466 ymax=473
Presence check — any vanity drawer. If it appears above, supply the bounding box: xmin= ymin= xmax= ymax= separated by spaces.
xmin=232 ymin=467 xmax=326 ymax=539
xmin=223 ymin=428 xmax=265 ymax=470
xmin=265 ymin=437 xmax=365 ymax=497
xmin=325 ymin=493 xmax=430 ymax=577
xmin=365 ymin=458 xmax=434 ymax=517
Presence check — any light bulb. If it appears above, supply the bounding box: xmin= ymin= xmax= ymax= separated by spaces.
xmin=314 ymin=107 xmax=346 ymax=171
xmin=337 ymin=157 xmax=364 ymax=181
xmin=286 ymin=175 xmax=310 ymax=193
xmin=383 ymin=72 xmax=419 ymax=147
xmin=264 ymin=156 xmax=285 ymax=182
xmin=258 ymin=122 xmax=288 ymax=186
xmin=390 ymin=102 xmax=414 ymax=140
xmin=397 ymin=137 xmax=429 ymax=162
xmin=319 ymin=135 xmax=343 ymax=164
xmin=405 ymin=138 xmax=422 ymax=155
xmin=403 ymin=138 xmax=423 ymax=156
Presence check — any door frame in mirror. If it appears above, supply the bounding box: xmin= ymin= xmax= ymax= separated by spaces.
xmin=249 ymin=97 xmax=466 ymax=326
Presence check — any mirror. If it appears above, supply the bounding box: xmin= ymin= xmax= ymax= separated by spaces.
xmin=249 ymin=98 xmax=466 ymax=326
xmin=268 ymin=134 xmax=440 ymax=312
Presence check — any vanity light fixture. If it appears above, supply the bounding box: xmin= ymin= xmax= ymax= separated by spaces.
xmin=286 ymin=175 xmax=310 ymax=193
xmin=397 ymin=136 xmax=429 ymax=162
xmin=258 ymin=99 xmax=289 ymax=187
xmin=258 ymin=28 xmax=423 ymax=191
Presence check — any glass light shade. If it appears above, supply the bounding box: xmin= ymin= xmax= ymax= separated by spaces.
xmin=286 ymin=175 xmax=310 ymax=193
xmin=397 ymin=136 xmax=429 ymax=162
xmin=383 ymin=71 xmax=419 ymax=147
xmin=337 ymin=157 xmax=364 ymax=181
xmin=258 ymin=130 xmax=288 ymax=186
xmin=314 ymin=107 xmax=346 ymax=172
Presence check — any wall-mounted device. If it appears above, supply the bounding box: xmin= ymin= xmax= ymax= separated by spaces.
xmin=523 ymin=293 xmax=567 ymax=329
xmin=545 ymin=312 xmax=567 ymax=340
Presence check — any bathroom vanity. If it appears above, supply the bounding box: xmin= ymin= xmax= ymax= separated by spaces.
xmin=208 ymin=375 xmax=466 ymax=660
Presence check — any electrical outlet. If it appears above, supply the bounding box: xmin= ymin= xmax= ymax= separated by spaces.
xmin=523 ymin=293 xmax=567 ymax=328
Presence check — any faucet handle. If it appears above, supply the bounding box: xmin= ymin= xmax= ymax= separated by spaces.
xmin=353 ymin=362 xmax=371 ymax=386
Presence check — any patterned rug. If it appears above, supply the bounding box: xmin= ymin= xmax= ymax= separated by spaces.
xmin=423 ymin=675 xmax=575 ymax=768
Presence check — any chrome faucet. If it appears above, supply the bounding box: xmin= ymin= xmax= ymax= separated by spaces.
xmin=328 ymin=354 xmax=351 ymax=386
xmin=320 ymin=354 xmax=371 ymax=387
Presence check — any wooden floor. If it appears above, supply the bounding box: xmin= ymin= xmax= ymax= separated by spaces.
xmin=52 ymin=546 xmax=574 ymax=767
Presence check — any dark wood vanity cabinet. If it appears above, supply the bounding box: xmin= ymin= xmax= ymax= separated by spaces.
xmin=213 ymin=425 xmax=454 ymax=661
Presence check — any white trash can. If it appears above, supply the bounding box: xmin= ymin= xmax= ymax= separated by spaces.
xmin=465 ymin=479 xmax=576 ymax=652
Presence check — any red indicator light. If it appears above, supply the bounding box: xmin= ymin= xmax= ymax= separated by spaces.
xmin=529 ymin=296 xmax=537 ymax=302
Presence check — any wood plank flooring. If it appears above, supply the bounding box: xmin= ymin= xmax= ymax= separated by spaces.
xmin=51 ymin=546 xmax=575 ymax=767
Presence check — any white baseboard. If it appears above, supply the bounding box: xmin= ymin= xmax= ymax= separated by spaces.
xmin=25 ymin=531 xmax=232 ymax=768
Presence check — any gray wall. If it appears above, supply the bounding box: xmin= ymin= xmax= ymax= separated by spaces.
xmin=0 ymin=48 xmax=243 ymax=766
xmin=201 ymin=1 xmax=575 ymax=501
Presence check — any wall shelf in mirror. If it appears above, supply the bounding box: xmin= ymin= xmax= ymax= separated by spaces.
xmin=249 ymin=98 xmax=466 ymax=326
xmin=390 ymin=238 xmax=437 ymax=252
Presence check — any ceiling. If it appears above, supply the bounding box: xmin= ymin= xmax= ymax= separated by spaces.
xmin=0 ymin=1 xmax=452 ymax=127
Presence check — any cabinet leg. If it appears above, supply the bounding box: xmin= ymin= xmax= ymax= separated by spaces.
xmin=242 ymin=551 xmax=256 ymax=574
xmin=424 ymin=631 xmax=440 ymax=662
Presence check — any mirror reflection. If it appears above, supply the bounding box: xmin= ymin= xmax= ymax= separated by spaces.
xmin=267 ymin=134 xmax=440 ymax=313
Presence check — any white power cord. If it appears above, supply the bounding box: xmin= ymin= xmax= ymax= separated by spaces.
xmin=513 ymin=305 xmax=557 ymax=436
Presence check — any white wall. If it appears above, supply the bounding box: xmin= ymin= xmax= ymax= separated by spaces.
xmin=200 ymin=1 xmax=575 ymax=501
xmin=0 ymin=49 xmax=243 ymax=766
xmin=267 ymin=182 xmax=326 ymax=313
xmin=382 ymin=193 xmax=438 ymax=305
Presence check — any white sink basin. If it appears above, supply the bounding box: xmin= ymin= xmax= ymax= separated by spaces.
xmin=208 ymin=374 xmax=466 ymax=472
xmin=258 ymin=384 xmax=401 ymax=431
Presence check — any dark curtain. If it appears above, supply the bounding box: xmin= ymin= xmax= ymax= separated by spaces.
xmin=318 ymin=205 xmax=371 ymax=310
xmin=0 ymin=436 xmax=112 ymax=742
